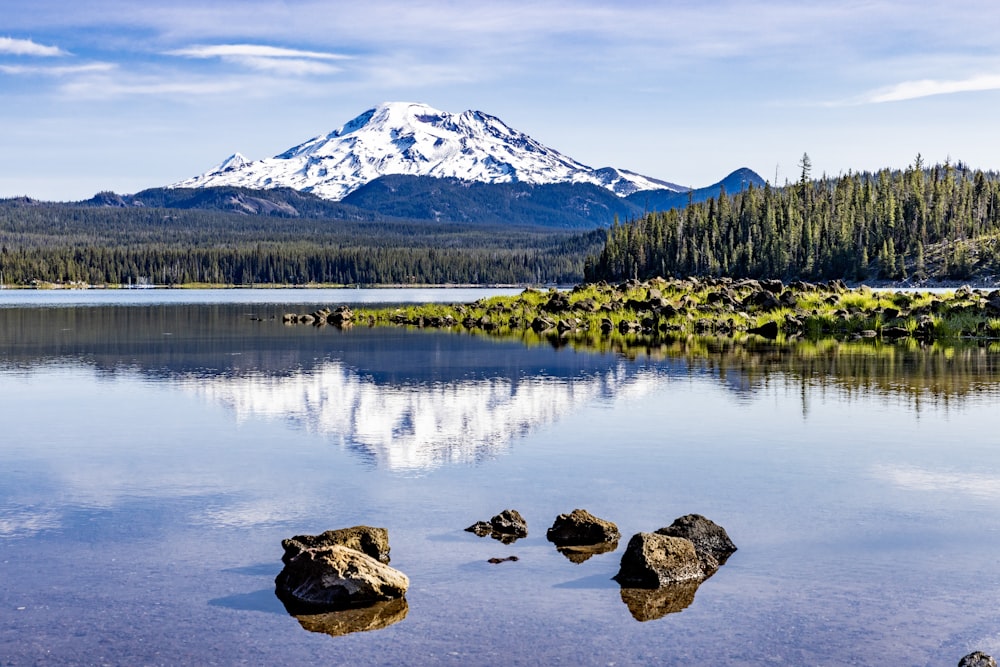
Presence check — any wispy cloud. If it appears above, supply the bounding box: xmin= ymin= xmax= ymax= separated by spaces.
xmin=0 ymin=36 xmax=66 ymax=57
xmin=863 ymin=74 xmax=1000 ymax=103
xmin=167 ymin=43 xmax=350 ymax=76
xmin=168 ymin=43 xmax=351 ymax=61
xmin=59 ymin=74 xmax=256 ymax=98
xmin=0 ymin=62 xmax=115 ymax=76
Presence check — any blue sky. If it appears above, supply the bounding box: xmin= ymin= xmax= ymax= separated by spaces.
xmin=2 ymin=0 xmax=999 ymax=201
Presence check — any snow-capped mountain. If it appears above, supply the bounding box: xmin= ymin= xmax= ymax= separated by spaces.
xmin=171 ymin=102 xmax=686 ymax=201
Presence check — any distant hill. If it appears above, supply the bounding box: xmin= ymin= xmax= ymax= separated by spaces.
xmin=77 ymin=167 xmax=765 ymax=229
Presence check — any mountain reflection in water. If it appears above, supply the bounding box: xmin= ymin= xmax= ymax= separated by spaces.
xmin=189 ymin=361 xmax=657 ymax=471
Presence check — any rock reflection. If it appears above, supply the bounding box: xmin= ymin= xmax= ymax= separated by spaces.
xmin=619 ymin=581 xmax=701 ymax=622
xmin=287 ymin=597 xmax=409 ymax=637
xmin=556 ymin=540 xmax=619 ymax=564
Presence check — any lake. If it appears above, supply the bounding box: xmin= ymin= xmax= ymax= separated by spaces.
xmin=2 ymin=289 xmax=1000 ymax=666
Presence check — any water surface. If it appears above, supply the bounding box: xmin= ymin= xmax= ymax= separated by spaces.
xmin=2 ymin=291 xmax=1000 ymax=666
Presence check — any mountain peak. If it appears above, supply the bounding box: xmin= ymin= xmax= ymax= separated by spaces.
xmin=171 ymin=103 xmax=688 ymax=200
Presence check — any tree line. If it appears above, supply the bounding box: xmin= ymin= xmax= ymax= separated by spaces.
xmin=586 ymin=157 xmax=1000 ymax=283
xmin=0 ymin=202 xmax=603 ymax=285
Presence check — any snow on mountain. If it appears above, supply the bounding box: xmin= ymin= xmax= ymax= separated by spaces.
xmin=171 ymin=102 xmax=685 ymax=201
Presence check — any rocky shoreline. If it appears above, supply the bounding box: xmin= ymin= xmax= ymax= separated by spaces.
xmin=281 ymin=276 xmax=1000 ymax=344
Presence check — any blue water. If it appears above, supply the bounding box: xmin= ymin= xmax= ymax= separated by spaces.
xmin=2 ymin=290 xmax=1000 ymax=666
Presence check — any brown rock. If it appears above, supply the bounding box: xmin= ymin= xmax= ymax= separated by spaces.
xmin=282 ymin=526 xmax=391 ymax=564
xmin=656 ymin=514 xmax=737 ymax=574
xmin=275 ymin=545 xmax=409 ymax=613
xmin=546 ymin=509 xmax=620 ymax=546
xmin=614 ymin=532 xmax=704 ymax=588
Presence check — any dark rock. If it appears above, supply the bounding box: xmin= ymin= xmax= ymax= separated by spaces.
xmin=490 ymin=509 xmax=528 ymax=537
xmin=655 ymin=514 xmax=737 ymax=574
xmin=959 ymin=651 xmax=997 ymax=667
xmin=619 ymin=581 xmax=700 ymax=621
xmin=542 ymin=293 xmax=570 ymax=313
xmin=600 ymin=318 xmax=614 ymax=334
xmin=465 ymin=521 xmax=493 ymax=537
xmin=614 ymin=532 xmax=704 ymax=588
xmin=328 ymin=306 xmax=354 ymax=326
xmin=282 ymin=526 xmax=391 ymax=564
xmin=291 ymin=597 xmax=409 ymax=637
xmin=275 ymin=544 xmax=409 ymax=613
xmin=546 ymin=509 xmax=620 ymax=547
xmin=760 ymin=279 xmax=784 ymax=294
xmin=531 ymin=316 xmax=556 ymax=332
xmin=487 ymin=556 xmax=520 ymax=564
xmin=744 ymin=290 xmax=782 ymax=311
xmin=749 ymin=320 xmax=779 ymax=339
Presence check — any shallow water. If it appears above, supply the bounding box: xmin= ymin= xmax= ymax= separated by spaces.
xmin=2 ymin=291 xmax=1000 ymax=666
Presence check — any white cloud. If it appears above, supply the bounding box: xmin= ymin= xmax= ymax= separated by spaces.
xmin=167 ymin=43 xmax=351 ymax=61
xmin=166 ymin=43 xmax=350 ymax=76
xmin=864 ymin=74 xmax=1000 ymax=103
xmin=0 ymin=36 xmax=66 ymax=57
xmin=0 ymin=62 xmax=115 ymax=76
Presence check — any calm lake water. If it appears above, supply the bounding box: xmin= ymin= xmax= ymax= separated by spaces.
xmin=3 ymin=289 xmax=1000 ymax=666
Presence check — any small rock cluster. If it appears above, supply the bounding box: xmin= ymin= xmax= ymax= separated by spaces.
xmin=465 ymin=509 xmax=529 ymax=544
xmin=282 ymin=305 xmax=354 ymax=326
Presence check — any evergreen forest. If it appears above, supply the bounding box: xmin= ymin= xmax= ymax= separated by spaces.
xmin=586 ymin=158 xmax=1000 ymax=284
xmin=0 ymin=200 xmax=603 ymax=286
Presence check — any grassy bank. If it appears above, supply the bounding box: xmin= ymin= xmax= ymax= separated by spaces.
xmin=281 ymin=276 xmax=1000 ymax=345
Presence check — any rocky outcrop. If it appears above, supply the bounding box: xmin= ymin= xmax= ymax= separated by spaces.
xmin=275 ymin=544 xmax=409 ymax=614
xmin=546 ymin=509 xmax=619 ymax=546
xmin=281 ymin=525 xmax=390 ymax=564
xmin=655 ymin=514 xmax=737 ymax=574
xmin=613 ymin=533 xmax=705 ymax=587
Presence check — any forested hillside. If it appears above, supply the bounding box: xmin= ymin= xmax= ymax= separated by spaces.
xmin=0 ymin=200 xmax=603 ymax=285
xmin=587 ymin=159 xmax=1000 ymax=284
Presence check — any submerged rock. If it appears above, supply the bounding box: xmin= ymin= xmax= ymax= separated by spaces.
xmin=614 ymin=532 xmax=704 ymax=588
xmin=292 ymin=597 xmax=409 ymax=637
xmin=655 ymin=514 xmax=737 ymax=574
xmin=275 ymin=544 xmax=409 ymax=614
xmin=546 ymin=509 xmax=620 ymax=547
xmin=281 ymin=525 xmax=391 ymax=564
